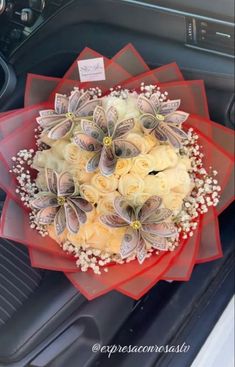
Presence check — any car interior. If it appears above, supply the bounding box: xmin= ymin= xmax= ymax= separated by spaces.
xmin=0 ymin=1 xmax=234 ymax=366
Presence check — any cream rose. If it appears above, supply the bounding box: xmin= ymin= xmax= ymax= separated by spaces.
xmin=163 ymin=192 xmax=184 ymax=214
xmin=163 ymin=166 xmax=192 ymax=196
xmin=144 ymin=172 xmax=170 ymax=196
xmin=130 ymin=192 xmax=151 ymax=207
xmin=32 ymin=150 xmax=65 ymax=172
xmin=143 ymin=132 xmax=158 ymax=151
xmin=131 ymin=154 xmax=155 ymax=176
xmin=150 ymin=145 xmax=178 ymax=171
xmin=88 ymin=222 xmax=114 ymax=249
xmin=125 ymin=132 xmax=150 ymax=154
xmin=118 ymin=173 xmax=145 ymax=197
xmin=35 ymin=170 xmax=48 ymax=191
xmin=114 ymin=159 xmax=132 ymax=176
xmin=64 ymin=143 xmax=83 ymax=164
xmin=108 ymin=227 xmax=127 ymax=253
xmin=91 ymin=173 xmax=118 ymax=193
xmin=70 ymin=166 xmax=94 ymax=185
xmin=80 ymin=184 xmax=100 ymax=204
xmin=68 ymin=221 xmax=95 ymax=247
xmin=96 ymin=191 xmax=120 ymax=215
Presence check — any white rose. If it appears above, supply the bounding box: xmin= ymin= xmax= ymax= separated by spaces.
xmin=125 ymin=132 xmax=150 ymax=154
xmin=32 ymin=150 xmax=65 ymax=172
xmin=125 ymin=94 xmax=140 ymax=120
xmin=163 ymin=192 xmax=184 ymax=214
xmin=131 ymin=154 xmax=155 ymax=176
xmin=118 ymin=173 xmax=145 ymax=197
xmin=104 ymin=96 xmax=127 ymax=119
xmin=144 ymin=173 xmax=170 ymax=196
xmin=163 ymin=167 xmax=192 ymax=196
xmin=150 ymin=145 xmax=178 ymax=171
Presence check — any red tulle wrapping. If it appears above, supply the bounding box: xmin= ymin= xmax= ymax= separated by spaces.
xmin=0 ymin=44 xmax=234 ymax=300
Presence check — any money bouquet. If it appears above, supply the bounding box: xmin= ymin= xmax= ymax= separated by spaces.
xmin=0 ymin=44 xmax=234 ymax=300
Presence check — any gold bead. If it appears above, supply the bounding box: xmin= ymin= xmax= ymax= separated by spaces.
xmin=65 ymin=112 xmax=75 ymax=120
xmin=130 ymin=220 xmax=142 ymax=230
xmin=57 ymin=196 xmax=66 ymax=205
xmin=103 ymin=136 xmax=113 ymax=147
xmin=156 ymin=114 xmax=165 ymax=121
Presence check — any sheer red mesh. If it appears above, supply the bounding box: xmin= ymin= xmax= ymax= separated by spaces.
xmin=116 ymin=241 xmax=186 ymax=299
xmin=25 ymin=75 xmax=60 ymax=107
xmin=51 ymin=47 xmax=132 ymax=96
xmin=29 ymin=248 xmax=78 ymax=272
xmin=65 ymin=253 xmax=165 ymax=300
xmin=152 ymin=62 xmax=184 ymax=82
xmin=0 ymin=105 xmax=48 ymax=200
xmin=0 ymin=116 xmax=37 ymax=172
xmin=0 ymin=105 xmax=44 ymax=139
xmin=112 ymin=43 xmax=150 ymax=75
xmin=116 ymin=223 xmax=201 ymax=299
xmin=196 ymin=207 xmax=222 ymax=262
xmin=121 ymin=62 xmax=184 ymax=90
xmin=186 ymin=116 xmax=234 ymax=213
xmin=162 ymin=220 xmax=201 ymax=281
xmin=0 ymin=46 xmax=234 ymax=300
xmin=0 ymin=197 xmax=76 ymax=261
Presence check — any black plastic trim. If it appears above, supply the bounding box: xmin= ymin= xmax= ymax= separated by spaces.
xmin=0 ymin=55 xmax=17 ymax=106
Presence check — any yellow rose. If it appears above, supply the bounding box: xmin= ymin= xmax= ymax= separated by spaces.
xmin=118 ymin=173 xmax=145 ymax=197
xmin=68 ymin=221 xmax=95 ymax=248
xmin=114 ymin=158 xmax=132 ymax=176
xmin=64 ymin=143 xmax=82 ymax=164
xmin=91 ymin=173 xmax=118 ymax=193
xmin=88 ymin=222 xmax=113 ymax=249
xmin=48 ymin=224 xmax=68 ymax=243
xmin=125 ymin=132 xmax=150 ymax=154
xmin=96 ymin=191 xmax=120 ymax=215
xmin=144 ymin=172 xmax=170 ymax=196
xmin=163 ymin=167 xmax=192 ymax=196
xmin=80 ymin=184 xmax=100 ymax=204
xmin=108 ymin=227 xmax=127 ymax=253
xmin=150 ymin=145 xmax=178 ymax=171
xmin=131 ymin=154 xmax=155 ymax=176
xmin=162 ymin=192 xmax=184 ymax=214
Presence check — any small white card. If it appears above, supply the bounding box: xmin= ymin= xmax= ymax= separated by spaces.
xmin=77 ymin=57 xmax=106 ymax=82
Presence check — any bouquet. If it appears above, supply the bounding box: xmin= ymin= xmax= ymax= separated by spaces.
xmin=0 ymin=44 xmax=234 ymax=300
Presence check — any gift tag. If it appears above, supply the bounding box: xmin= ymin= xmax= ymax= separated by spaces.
xmin=78 ymin=57 xmax=106 ymax=82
